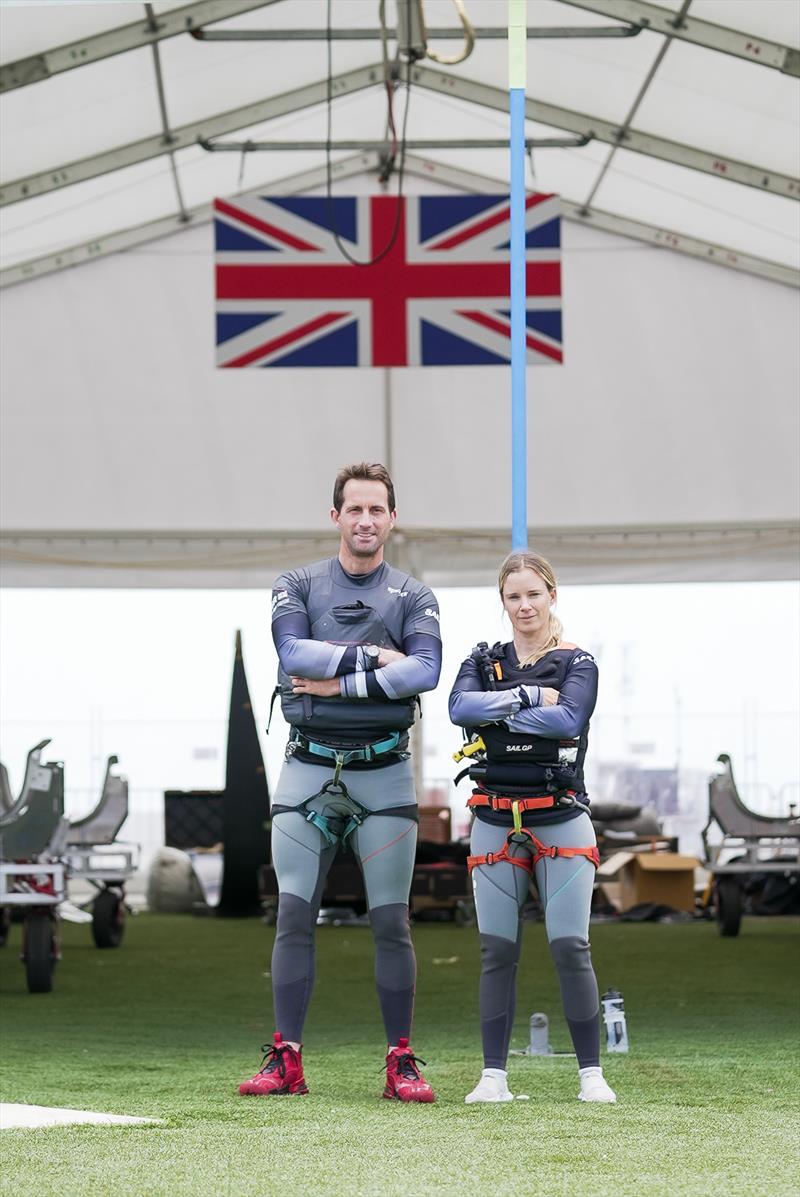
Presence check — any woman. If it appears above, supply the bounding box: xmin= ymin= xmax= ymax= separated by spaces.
xmin=449 ymin=551 xmax=616 ymax=1105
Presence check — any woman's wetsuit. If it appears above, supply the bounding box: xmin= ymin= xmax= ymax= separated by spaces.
xmin=449 ymin=642 xmax=601 ymax=1070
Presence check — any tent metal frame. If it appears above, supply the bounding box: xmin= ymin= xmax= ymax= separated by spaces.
xmin=578 ymin=0 xmax=692 ymax=212
xmin=0 ymin=63 xmax=383 ymax=206
xmin=561 ymin=0 xmax=800 ymax=76
xmin=0 ymin=0 xmax=280 ymax=92
xmin=144 ymin=3 xmax=190 ymax=223
xmin=0 ymin=5 xmax=796 ymax=287
xmin=1 ymin=519 xmax=797 ymax=587
xmin=2 ymin=60 xmax=796 ymax=210
xmin=2 ymin=0 xmax=796 ymax=88
xmin=409 ymin=65 xmax=799 ymax=199
xmin=189 ymin=22 xmax=640 ymax=43
xmin=198 ymin=136 xmax=591 ymax=151
xmin=2 ymin=152 xmax=795 ymax=290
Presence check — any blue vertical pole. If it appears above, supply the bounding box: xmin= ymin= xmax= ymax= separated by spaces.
xmin=509 ymin=0 xmax=528 ymax=551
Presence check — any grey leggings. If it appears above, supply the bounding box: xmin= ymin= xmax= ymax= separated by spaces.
xmin=270 ymin=756 xmax=418 ymax=1045
xmin=471 ymin=812 xmax=600 ymax=1069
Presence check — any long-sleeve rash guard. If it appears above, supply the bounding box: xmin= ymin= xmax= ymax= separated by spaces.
xmin=271 ymin=557 xmax=442 ymax=721
xmin=448 ymin=647 xmax=598 ymax=738
xmin=273 ymin=613 xmax=441 ymax=701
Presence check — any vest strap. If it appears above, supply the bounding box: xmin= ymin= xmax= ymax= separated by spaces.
xmin=266 ymin=685 xmax=282 ymax=734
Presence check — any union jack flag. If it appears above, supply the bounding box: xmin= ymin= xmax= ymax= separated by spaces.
xmin=214 ymin=193 xmax=562 ymax=367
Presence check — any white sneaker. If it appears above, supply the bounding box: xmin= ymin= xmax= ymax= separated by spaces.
xmin=578 ymin=1067 xmax=616 ymax=1103
xmin=464 ymin=1068 xmax=514 ymax=1104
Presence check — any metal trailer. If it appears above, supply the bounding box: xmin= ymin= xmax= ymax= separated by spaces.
xmin=0 ymin=741 xmax=67 ymax=992
xmin=64 ymin=755 xmax=138 ymax=948
xmin=702 ymin=754 xmax=800 ymax=937
xmin=258 ymin=850 xmax=475 ymax=926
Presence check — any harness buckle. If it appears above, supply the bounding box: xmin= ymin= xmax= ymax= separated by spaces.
xmin=304 ymin=809 xmax=339 ymax=848
xmin=342 ymin=807 xmax=368 ymax=841
xmin=332 ymin=751 xmax=346 ymax=787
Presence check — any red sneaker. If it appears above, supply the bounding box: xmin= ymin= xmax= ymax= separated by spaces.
xmin=383 ymin=1038 xmax=435 ymax=1103
xmin=239 ymin=1033 xmax=308 ymax=1096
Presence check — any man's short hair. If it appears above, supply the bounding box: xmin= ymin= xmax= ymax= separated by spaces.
xmin=333 ymin=463 xmax=396 ymax=513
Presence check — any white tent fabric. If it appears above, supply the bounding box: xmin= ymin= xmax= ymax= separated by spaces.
xmin=0 ymin=1 xmax=798 ymax=585
xmin=1 ymin=184 xmax=796 ymax=585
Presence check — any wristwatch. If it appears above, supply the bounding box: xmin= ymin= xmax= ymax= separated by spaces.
xmin=364 ymin=644 xmax=380 ymax=671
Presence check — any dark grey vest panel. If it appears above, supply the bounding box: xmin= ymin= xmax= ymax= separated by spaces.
xmin=277 ymin=559 xmax=424 ymax=739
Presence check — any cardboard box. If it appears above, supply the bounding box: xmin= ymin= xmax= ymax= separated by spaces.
xmin=418 ymin=806 xmax=452 ymax=843
xmin=596 ymin=851 xmax=700 ymax=913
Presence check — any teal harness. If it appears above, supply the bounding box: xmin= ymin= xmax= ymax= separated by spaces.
xmin=279 ymin=779 xmax=372 ymax=848
xmin=271 ymin=732 xmax=415 ymax=848
xmin=291 ymin=731 xmax=401 ymax=781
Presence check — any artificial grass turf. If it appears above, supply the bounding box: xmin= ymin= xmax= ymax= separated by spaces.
xmin=1 ymin=914 xmax=798 ymax=1197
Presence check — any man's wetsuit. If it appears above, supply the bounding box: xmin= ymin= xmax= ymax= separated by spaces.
xmin=449 ymin=643 xmax=601 ymax=1070
xmin=270 ymin=557 xmax=441 ymax=1045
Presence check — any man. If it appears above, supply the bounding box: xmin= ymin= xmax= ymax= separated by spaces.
xmin=239 ymin=462 xmax=442 ymax=1102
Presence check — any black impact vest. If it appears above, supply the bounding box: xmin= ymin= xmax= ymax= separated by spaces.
xmin=474 ymin=642 xmax=589 ymax=795
xmin=278 ymin=600 xmax=417 ymax=742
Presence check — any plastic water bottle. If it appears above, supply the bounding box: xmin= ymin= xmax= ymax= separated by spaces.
xmin=527 ymin=1012 xmax=553 ymax=1056
xmin=602 ymin=989 xmax=629 ymax=1053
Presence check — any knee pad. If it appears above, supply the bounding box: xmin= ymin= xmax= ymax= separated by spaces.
xmin=549 ymin=935 xmax=592 ymax=974
xmin=480 ymin=932 xmax=520 ymax=972
xmin=276 ymin=892 xmax=315 ymax=939
xmin=549 ymin=935 xmax=598 ymax=1021
xmin=273 ymin=894 xmax=316 ymax=993
xmin=369 ymin=902 xmax=412 ymax=949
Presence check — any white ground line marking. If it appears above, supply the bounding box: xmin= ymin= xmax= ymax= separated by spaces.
xmin=1 ymin=1103 xmax=163 ymax=1129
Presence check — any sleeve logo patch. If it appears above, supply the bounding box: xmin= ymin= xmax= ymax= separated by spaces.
xmin=424 ymin=607 xmax=440 ymax=623
xmin=272 ymin=590 xmax=289 ymax=611
xmin=573 ymin=653 xmax=595 ymax=666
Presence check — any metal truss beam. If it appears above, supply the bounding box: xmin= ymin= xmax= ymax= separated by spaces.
xmin=0 ymin=63 xmax=384 ymax=207
xmin=561 ymin=0 xmax=800 ymax=76
xmin=191 ymin=23 xmax=640 ymax=42
xmin=2 ymin=153 xmax=795 ymax=291
xmin=199 ymin=136 xmax=590 ymax=151
xmin=580 ymin=0 xmax=690 ymax=214
xmin=144 ymin=4 xmax=190 ymax=223
xmin=2 ymin=522 xmax=797 ymax=586
xmin=563 ymin=200 xmax=799 ymax=286
xmin=4 ymin=59 xmax=797 ymax=210
xmin=0 ymin=154 xmax=373 ymax=288
xmin=0 ymin=1 xmax=280 ymax=94
xmin=397 ymin=154 xmax=798 ymax=288
xmin=409 ymin=65 xmax=800 ymax=199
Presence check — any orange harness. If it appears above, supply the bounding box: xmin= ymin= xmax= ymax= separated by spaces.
xmin=466 ymin=789 xmax=600 ymax=875
xmin=467 ymin=791 xmax=573 ymax=815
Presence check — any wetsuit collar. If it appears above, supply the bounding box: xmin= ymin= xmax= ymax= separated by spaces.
xmin=332 ymin=558 xmax=388 ymax=589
